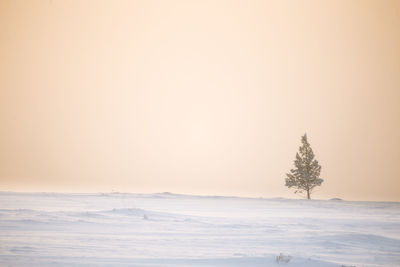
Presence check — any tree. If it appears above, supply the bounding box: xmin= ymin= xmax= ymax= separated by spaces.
xmin=285 ymin=134 xmax=323 ymax=199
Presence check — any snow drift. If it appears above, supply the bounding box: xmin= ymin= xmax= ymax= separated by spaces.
xmin=0 ymin=192 xmax=399 ymax=266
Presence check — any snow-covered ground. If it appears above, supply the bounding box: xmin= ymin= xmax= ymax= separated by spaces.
xmin=0 ymin=192 xmax=399 ymax=266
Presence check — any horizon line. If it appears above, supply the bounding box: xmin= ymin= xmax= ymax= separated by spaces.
xmin=0 ymin=190 xmax=398 ymax=203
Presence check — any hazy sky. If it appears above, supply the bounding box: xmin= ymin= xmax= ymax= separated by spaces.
xmin=1 ymin=0 xmax=399 ymax=201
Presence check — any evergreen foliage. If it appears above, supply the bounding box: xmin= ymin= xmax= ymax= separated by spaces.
xmin=285 ymin=134 xmax=323 ymax=199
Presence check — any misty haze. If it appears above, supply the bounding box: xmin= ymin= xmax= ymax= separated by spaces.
xmin=1 ymin=0 xmax=399 ymax=266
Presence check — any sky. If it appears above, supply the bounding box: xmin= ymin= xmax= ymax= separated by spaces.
xmin=0 ymin=0 xmax=399 ymax=201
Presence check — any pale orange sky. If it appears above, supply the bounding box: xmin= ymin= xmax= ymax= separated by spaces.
xmin=0 ymin=0 xmax=399 ymax=201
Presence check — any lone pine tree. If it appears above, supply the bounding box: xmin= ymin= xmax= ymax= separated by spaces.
xmin=285 ymin=134 xmax=323 ymax=199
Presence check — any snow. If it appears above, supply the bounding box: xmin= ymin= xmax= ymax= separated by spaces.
xmin=0 ymin=192 xmax=399 ymax=266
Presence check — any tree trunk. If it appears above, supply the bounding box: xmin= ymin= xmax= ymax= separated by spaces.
xmin=307 ymin=190 xmax=310 ymax=200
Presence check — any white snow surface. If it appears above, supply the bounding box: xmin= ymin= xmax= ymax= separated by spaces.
xmin=0 ymin=192 xmax=399 ymax=266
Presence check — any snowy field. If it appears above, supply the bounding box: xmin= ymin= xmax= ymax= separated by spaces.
xmin=0 ymin=192 xmax=399 ymax=266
